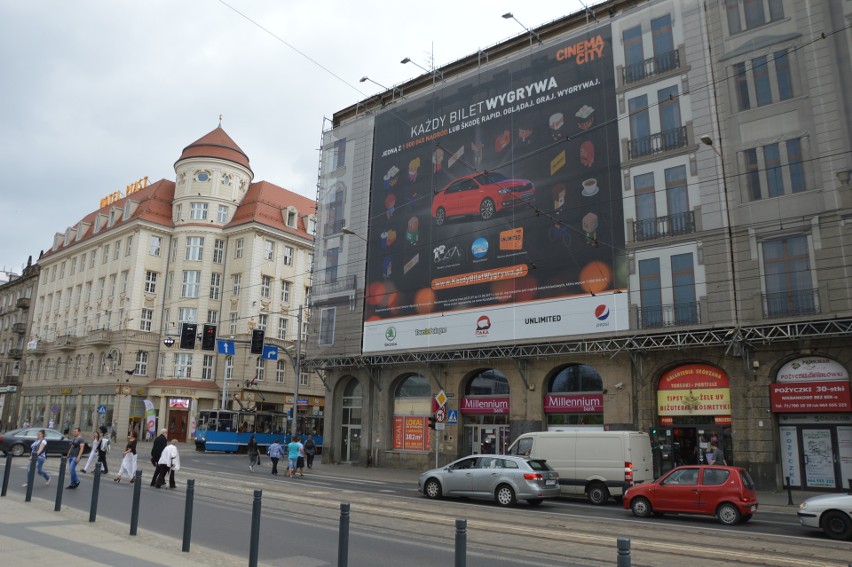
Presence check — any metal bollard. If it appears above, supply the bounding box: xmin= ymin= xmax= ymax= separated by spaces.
xmin=182 ymin=479 xmax=195 ymax=552
xmin=455 ymin=518 xmax=467 ymax=567
xmin=130 ymin=469 xmax=143 ymax=535
xmin=89 ymin=466 xmax=102 ymax=522
xmin=785 ymin=476 xmax=793 ymax=505
xmin=617 ymin=537 xmax=631 ymax=567
xmin=248 ymin=489 xmax=262 ymax=567
xmin=338 ymin=501 xmax=350 ymax=567
xmin=24 ymin=455 xmax=36 ymax=502
xmin=1 ymin=453 xmax=12 ymax=497
xmin=54 ymin=457 xmax=67 ymax=511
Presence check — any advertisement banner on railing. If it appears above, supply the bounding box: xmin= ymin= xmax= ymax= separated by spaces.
xmin=363 ymin=22 xmax=626 ymax=353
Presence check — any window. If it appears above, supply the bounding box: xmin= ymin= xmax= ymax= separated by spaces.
xmin=300 ymin=371 xmax=310 ymax=388
xmin=332 ymin=138 xmax=347 ymax=170
xmin=671 ymin=253 xmax=697 ymax=324
xmin=84 ymin=282 xmax=92 ymax=303
xmin=186 ymin=236 xmax=204 ymax=261
xmin=658 ymin=85 xmax=681 ymax=143
xmin=319 ymin=307 xmax=336 ymax=345
xmin=264 ymin=240 xmax=274 ymax=261
xmin=190 ymin=202 xmax=208 ymax=220
xmin=182 ymin=271 xmax=201 ymax=298
xmin=255 ymin=358 xmax=265 ymax=382
xmin=639 ymin=258 xmax=663 ymax=328
xmin=135 ymin=352 xmax=148 ymax=376
xmin=224 ymin=356 xmax=233 ymax=382
xmin=97 ymin=278 xmax=105 ymax=300
xmin=70 ymin=257 xmax=77 ymax=275
xmin=276 ymin=360 xmax=286 ymax=383
xmin=324 ymin=247 xmax=339 ymax=283
xmin=217 ymin=205 xmax=229 ymax=223
xmin=281 ymin=280 xmax=292 ymax=303
xmin=634 ymin=172 xmax=656 ymax=240
xmin=287 ymin=210 xmax=297 ymax=228
xmin=622 ymin=25 xmax=644 ymax=82
xmin=144 ymin=271 xmax=158 ymax=294
xmin=102 ymin=244 xmax=110 ymax=264
xmin=174 ymin=353 xmax=193 ymax=378
xmin=235 ymin=238 xmax=244 ymax=259
xmin=666 ymin=165 xmax=690 ymax=234
xmin=80 ymin=253 xmax=87 ymax=270
xmin=307 ymin=217 xmax=317 ymax=235
xmin=114 ymin=240 xmax=121 ymax=260
xmin=178 ymin=307 xmax=197 ymax=323
xmin=628 ymin=95 xmax=650 ymax=157
xmin=206 ymin=310 xmax=218 ymax=324
xmin=109 ymin=274 xmax=117 ymax=297
xmin=725 ymin=0 xmax=784 ymax=34
xmin=202 ymin=355 xmax=214 ymax=380
xmin=221 ymin=174 xmax=231 ymax=186
xmin=261 ymin=276 xmax=271 ymax=298
xmin=742 ymin=137 xmax=807 ymax=200
xmin=150 ymin=235 xmax=162 ymax=256
xmin=651 ymin=14 xmax=674 ymax=70
xmin=125 ymin=235 xmax=133 ymax=256
xmin=209 ymin=273 xmax=221 ymax=300
xmin=140 ymin=309 xmax=153 ymax=332
xmin=120 ymin=271 xmax=129 ymax=294
xmin=194 ymin=170 xmax=210 ymax=182
xmin=229 ymin=312 xmax=238 ymax=335
xmin=762 ymin=235 xmax=816 ymax=317
xmin=257 ymin=314 xmax=268 ymax=331
xmin=89 ymin=252 xmax=96 ymax=268
xmin=213 ymin=239 xmax=225 ymax=263
xmin=277 ymin=317 xmax=288 ymax=340
xmin=232 ymin=274 xmax=241 ymax=296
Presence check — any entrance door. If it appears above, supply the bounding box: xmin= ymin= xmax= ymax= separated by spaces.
xmin=341 ymin=425 xmax=361 ymax=463
xmin=466 ymin=425 xmax=509 ymax=455
xmin=168 ymin=410 xmax=188 ymax=442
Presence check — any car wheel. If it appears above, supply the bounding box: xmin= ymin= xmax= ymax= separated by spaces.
xmin=495 ymin=484 xmax=516 ymax=507
xmin=630 ymin=497 xmax=652 ymax=518
xmin=587 ymin=482 xmax=610 ymax=505
xmin=479 ymin=198 xmax=495 ymax=221
xmin=526 ymin=498 xmax=544 ymax=507
xmin=423 ymin=478 xmax=442 ymax=500
xmin=10 ymin=444 xmax=25 ymax=457
xmin=822 ymin=510 xmax=852 ymax=540
xmin=717 ymin=503 xmax=742 ymax=526
xmin=435 ymin=208 xmax=446 ymax=226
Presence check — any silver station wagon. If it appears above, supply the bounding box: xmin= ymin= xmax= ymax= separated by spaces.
xmin=418 ymin=454 xmax=560 ymax=506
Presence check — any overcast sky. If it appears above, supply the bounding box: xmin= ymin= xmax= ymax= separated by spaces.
xmin=0 ymin=0 xmax=600 ymax=274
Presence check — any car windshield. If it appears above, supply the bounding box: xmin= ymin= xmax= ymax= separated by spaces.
xmin=739 ymin=470 xmax=755 ymax=490
xmin=525 ymin=459 xmax=551 ymax=471
xmin=476 ymin=172 xmax=508 ymax=184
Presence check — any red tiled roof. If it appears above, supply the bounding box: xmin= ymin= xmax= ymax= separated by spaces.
xmin=175 ymin=127 xmax=252 ymax=175
xmin=228 ymin=181 xmax=316 ymax=240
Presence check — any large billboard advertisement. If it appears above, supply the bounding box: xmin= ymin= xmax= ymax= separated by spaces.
xmin=363 ymin=24 xmax=627 ymax=353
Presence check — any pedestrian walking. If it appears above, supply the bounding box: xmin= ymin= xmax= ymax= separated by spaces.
xmin=23 ymin=429 xmax=51 ymax=487
xmin=154 ymin=439 xmax=180 ymax=489
xmin=267 ymin=438 xmax=282 ymax=475
xmin=81 ymin=430 xmax=101 ymax=474
xmin=247 ymin=435 xmax=259 ymax=472
xmin=304 ymin=434 xmax=317 ymax=469
xmin=97 ymin=425 xmax=110 ymax=474
xmin=150 ymin=428 xmax=168 ymax=486
xmin=66 ymin=427 xmax=85 ymax=489
xmin=115 ymin=430 xmax=138 ymax=483
xmin=22 ymin=419 xmax=30 ymax=429
xmin=707 ymin=442 xmax=726 ymax=466
xmin=286 ymin=436 xmax=304 ymax=478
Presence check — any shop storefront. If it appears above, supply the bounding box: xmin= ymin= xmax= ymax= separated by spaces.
xmin=461 ymin=369 xmax=510 ymax=455
xmin=654 ymin=363 xmax=733 ymax=474
xmin=771 ymin=356 xmax=852 ymax=490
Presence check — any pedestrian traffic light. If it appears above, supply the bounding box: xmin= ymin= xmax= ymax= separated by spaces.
xmin=428 ymin=415 xmax=437 ymax=430
xmin=250 ymin=328 xmax=265 ymax=354
xmin=179 ymin=322 xmax=197 ymax=349
xmin=201 ymin=324 xmax=217 ymax=351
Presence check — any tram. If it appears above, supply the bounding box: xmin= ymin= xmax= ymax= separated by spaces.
xmin=194 ymin=409 xmax=324 ymax=453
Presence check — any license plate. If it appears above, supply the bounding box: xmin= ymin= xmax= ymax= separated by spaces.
xmin=545 ymin=479 xmax=556 ymax=486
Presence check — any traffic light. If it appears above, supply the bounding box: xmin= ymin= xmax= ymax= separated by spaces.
xmin=179 ymin=322 xmax=198 ymax=349
xmin=250 ymin=328 xmax=265 ymax=354
xmin=201 ymin=324 xmax=217 ymax=351
xmin=427 ymin=415 xmax=437 ymax=430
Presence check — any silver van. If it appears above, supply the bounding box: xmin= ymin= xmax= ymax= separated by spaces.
xmin=507 ymin=430 xmax=653 ymax=504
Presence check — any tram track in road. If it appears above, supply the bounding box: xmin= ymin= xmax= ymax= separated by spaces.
xmin=174 ymin=465 xmax=851 ymax=566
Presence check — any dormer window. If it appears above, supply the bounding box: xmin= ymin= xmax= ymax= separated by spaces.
xmin=194 ymin=170 xmax=211 ymax=182
xmin=287 ymin=209 xmax=297 ymax=228
xmin=307 ymin=216 xmax=317 ymax=236
xmin=109 ymin=208 xmax=119 ymax=227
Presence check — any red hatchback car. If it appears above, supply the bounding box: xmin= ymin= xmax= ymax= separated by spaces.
xmin=432 ymin=172 xmax=535 ymax=225
xmin=623 ymin=465 xmax=758 ymax=525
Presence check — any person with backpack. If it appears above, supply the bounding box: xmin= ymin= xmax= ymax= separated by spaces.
xmin=303 ymin=434 xmax=317 ymax=469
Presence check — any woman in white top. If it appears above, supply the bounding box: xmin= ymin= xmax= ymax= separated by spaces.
xmin=81 ymin=430 xmax=101 ymax=474
xmin=24 ymin=429 xmax=51 ymax=487
xmin=154 ymin=439 xmax=181 ymax=489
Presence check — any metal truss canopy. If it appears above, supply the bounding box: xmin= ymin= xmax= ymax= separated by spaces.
xmin=302 ymin=318 xmax=852 ymax=370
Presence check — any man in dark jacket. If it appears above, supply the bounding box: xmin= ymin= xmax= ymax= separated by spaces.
xmin=150 ymin=428 xmax=168 ymax=486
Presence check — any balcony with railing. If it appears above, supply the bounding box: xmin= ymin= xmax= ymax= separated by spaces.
xmin=324 ymin=219 xmax=346 ymax=237
xmin=638 ymin=302 xmax=701 ymax=329
xmin=628 ymin=126 xmax=689 ymax=160
xmin=633 ymin=211 xmax=695 ymax=242
xmin=762 ymin=289 xmax=820 ymax=319
xmin=57 ymin=335 xmax=76 ymax=350
xmin=311 ymin=274 xmax=357 ymax=298
xmin=622 ymin=49 xmax=681 ymax=85
xmin=12 ymin=322 xmax=26 ymax=334
xmin=87 ymin=328 xmax=112 ymax=345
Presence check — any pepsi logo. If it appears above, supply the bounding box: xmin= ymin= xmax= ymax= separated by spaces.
xmin=594 ymin=304 xmax=609 ymax=321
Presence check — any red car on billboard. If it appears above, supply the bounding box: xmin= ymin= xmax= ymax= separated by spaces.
xmin=431 ymin=172 xmax=535 ymax=225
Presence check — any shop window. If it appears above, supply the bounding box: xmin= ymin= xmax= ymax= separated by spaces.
xmin=465 ymin=369 xmax=509 ymax=395
xmin=392 ymin=375 xmax=432 ymax=452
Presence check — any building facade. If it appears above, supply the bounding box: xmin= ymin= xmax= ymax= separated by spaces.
xmin=0 ymin=259 xmax=39 ymax=429
xmin=308 ymin=0 xmax=852 ymax=491
xmin=18 ymin=126 xmax=323 ymax=442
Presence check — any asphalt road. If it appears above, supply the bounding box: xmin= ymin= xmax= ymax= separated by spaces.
xmin=5 ymin=451 xmax=852 ymax=566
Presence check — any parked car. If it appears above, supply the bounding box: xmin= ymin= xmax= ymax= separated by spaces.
xmin=798 ymin=493 xmax=852 ymax=540
xmin=623 ymin=465 xmax=758 ymax=525
xmin=0 ymin=428 xmax=72 ymax=457
xmin=418 ymin=454 xmax=560 ymax=506
xmin=431 ymin=172 xmax=535 ymax=225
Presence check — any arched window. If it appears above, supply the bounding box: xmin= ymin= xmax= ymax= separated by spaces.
xmin=465 ymin=369 xmax=509 ymax=395
xmin=545 ymin=364 xmax=604 ymax=428
xmin=549 ymin=364 xmax=603 ymax=392
xmin=392 ymin=374 xmax=432 ymax=451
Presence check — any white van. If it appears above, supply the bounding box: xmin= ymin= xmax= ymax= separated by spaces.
xmin=506 ymin=430 xmax=653 ymax=505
